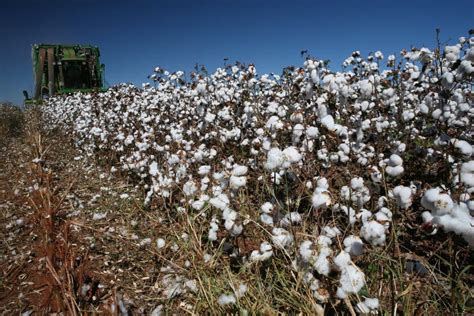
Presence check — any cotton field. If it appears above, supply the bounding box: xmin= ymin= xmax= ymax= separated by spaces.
xmin=41 ymin=35 xmax=473 ymax=312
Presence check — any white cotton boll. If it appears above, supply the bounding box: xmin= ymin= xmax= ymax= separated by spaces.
xmin=196 ymin=82 xmax=207 ymax=95
xmin=386 ymin=165 xmax=404 ymax=177
xmin=149 ymin=161 xmax=159 ymax=176
xmin=431 ymin=205 xmax=474 ymax=247
xmin=393 ymin=185 xmax=413 ymax=209
xmin=280 ymin=212 xmax=302 ymax=226
xmin=359 ymin=209 xmax=372 ymax=224
xmin=375 ymin=207 xmax=392 ymax=223
xmin=317 ymin=177 xmax=329 ymax=190
xmin=321 ymin=115 xmax=335 ymax=131
xmin=421 ymin=188 xmax=454 ymax=215
xmin=260 ymin=213 xmax=274 ymax=225
xmin=229 ymin=175 xmax=247 ymax=189
xmin=183 ymin=180 xmax=198 ymax=196
xmin=322 ymin=226 xmax=341 ymax=238
xmin=432 ymin=108 xmax=442 ymax=120
xmin=306 ymin=126 xmax=319 ymax=139
xmin=250 ymin=242 xmax=273 ymax=262
xmin=361 ymin=221 xmax=386 ymax=246
xmin=217 ymin=294 xmax=236 ymax=306
xmin=292 ymin=123 xmax=304 ymax=141
xmin=156 ymin=238 xmax=166 ymax=249
xmin=198 ymin=165 xmax=211 ymax=175
xmin=312 ymin=188 xmax=332 ymax=209
xmin=363 ymin=298 xmax=379 ymax=310
xmin=210 ymin=194 xmax=229 ymax=210
xmin=235 ymin=284 xmax=248 ymax=298
xmin=283 ymin=146 xmax=302 ymax=165
xmin=271 ymin=227 xmax=294 ymax=249
xmin=299 ymin=240 xmax=314 ymax=262
xmin=311 ymin=69 xmax=320 ymax=84
xmin=314 ymin=247 xmax=332 ymax=276
xmin=389 ymin=154 xmax=403 ymax=166
xmin=261 ymin=202 xmax=274 ymax=214
xmin=92 ymin=212 xmax=107 ymax=220
xmin=230 ymin=223 xmax=243 ymax=236
xmin=260 ymin=241 xmax=272 ymax=253
xmin=208 ymin=220 xmax=219 ymax=241
xmin=357 ymin=298 xmax=380 ymax=313
xmin=453 ymin=140 xmax=473 ymax=156
xmin=333 ymin=251 xmax=351 ymax=271
xmin=458 ymin=60 xmax=474 ymax=75
xmin=350 ymin=177 xmax=364 ymax=190
xmin=265 ymin=148 xmax=284 ymax=170
xmin=205 ymin=112 xmax=216 ymax=122
xmin=344 ymin=235 xmax=364 ymax=256
xmin=460 ymin=161 xmax=474 ymax=187
xmin=337 ymin=265 xmax=365 ymax=297
xmin=232 ymin=165 xmax=248 ymax=176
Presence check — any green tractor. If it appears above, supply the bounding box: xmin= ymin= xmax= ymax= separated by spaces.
xmin=24 ymin=44 xmax=106 ymax=104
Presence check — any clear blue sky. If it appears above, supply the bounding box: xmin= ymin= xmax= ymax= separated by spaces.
xmin=1 ymin=0 xmax=472 ymax=105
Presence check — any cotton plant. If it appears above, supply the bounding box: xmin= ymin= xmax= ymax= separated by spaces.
xmin=421 ymin=187 xmax=474 ymax=247
xmin=40 ymin=33 xmax=474 ymax=309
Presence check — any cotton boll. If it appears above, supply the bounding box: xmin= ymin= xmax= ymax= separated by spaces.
xmin=385 ymin=154 xmax=404 ymax=177
xmin=343 ymin=235 xmax=364 ymax=256
xmin=421 ymin=188 xmax=454 ymax=215
xmin=217 ymin=294 xmax=236 ymax=305
xmin=183 ymin=180 xmax=198 ymax=196
xmin=333 ymin=251 xmax=351 ymax=271
xmin=250 ymin=242 xmax=273 ymax=262
xmin=229 ymin=175 xmax=247 ymax=189
xmin=389 ymin=154 xmax=403 ymax=166
xmin=337 ymin=265 xmax=365 ymax=298
xmin=261 ymin=202 xmax=274 ymax=214
xmin=350 ymin=177 xmax=364 ymax=190
xmin=361 ymin=221 xmax=386 ymax=246
xmin=393 ymin=185 xmax=413 ymax=209
xmin=280 ymin=212 xmax=302 ymax=226
xmin=265 ymin=148 xmax=284 ymax=170
xmin=282 ymin=146 xmax=302 ymax=165
xmin=260 ymin=213 xmax=274 ymax=225
xmin=375 ymin=207 xmax=392 ymax=223
xmin=271 ymin=227 xmax=294 ymax=249
xmin=235 ymin=284 xmax=248 ymax=298
xmin=210 ymin=194 xmax=229 ymax=210
xmin=339 ymin=205 xmax=357 ymax=225
xmin=232 ymin=165 xmax=248 ymax=176
xmin=149 ymin=161 xmax=159 ymax=176
xmin=198 ymin=165 xmax=211 ymax=175
xmin=460 ymin=161 xmax=474 ymax=187
xmin=322 ymin=226 xmax=341 ymax=238
xmin=314 ymin=247 xmax=332 ymax=276
xmin=357 ymin=298 xmax=379 ymax=313
xmin=312 ymin=188 xmax=332 ymax=209
xmin=156 ymin=238 xmax=166 ymax=249
xmin=321 ymin=115 xmax=335 ymax=131
xmin=208 ymin=219 xmax=219 ymax=241
xmin=316 ymin=177 xmax=329 ymax=190
xmin=358 ymin=209 xmax=372 ymax=224
xmin=299 ymin=240 xmax=314 ymax=262
xmin=306 ymin=126 xmax=319 ymax=139
xmin=453 ymin=140 xmax=473 ymax=156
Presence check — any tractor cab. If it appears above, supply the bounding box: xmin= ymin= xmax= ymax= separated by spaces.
xmin=24 ymin=44 xmax=106 ymax=104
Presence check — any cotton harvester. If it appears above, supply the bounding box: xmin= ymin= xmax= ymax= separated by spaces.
xmin=24 ymin=44 xmax=106 ymax=103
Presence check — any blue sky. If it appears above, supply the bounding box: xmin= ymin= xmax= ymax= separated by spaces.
xmin=1 ymin=0 xmax=472 ymax=105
